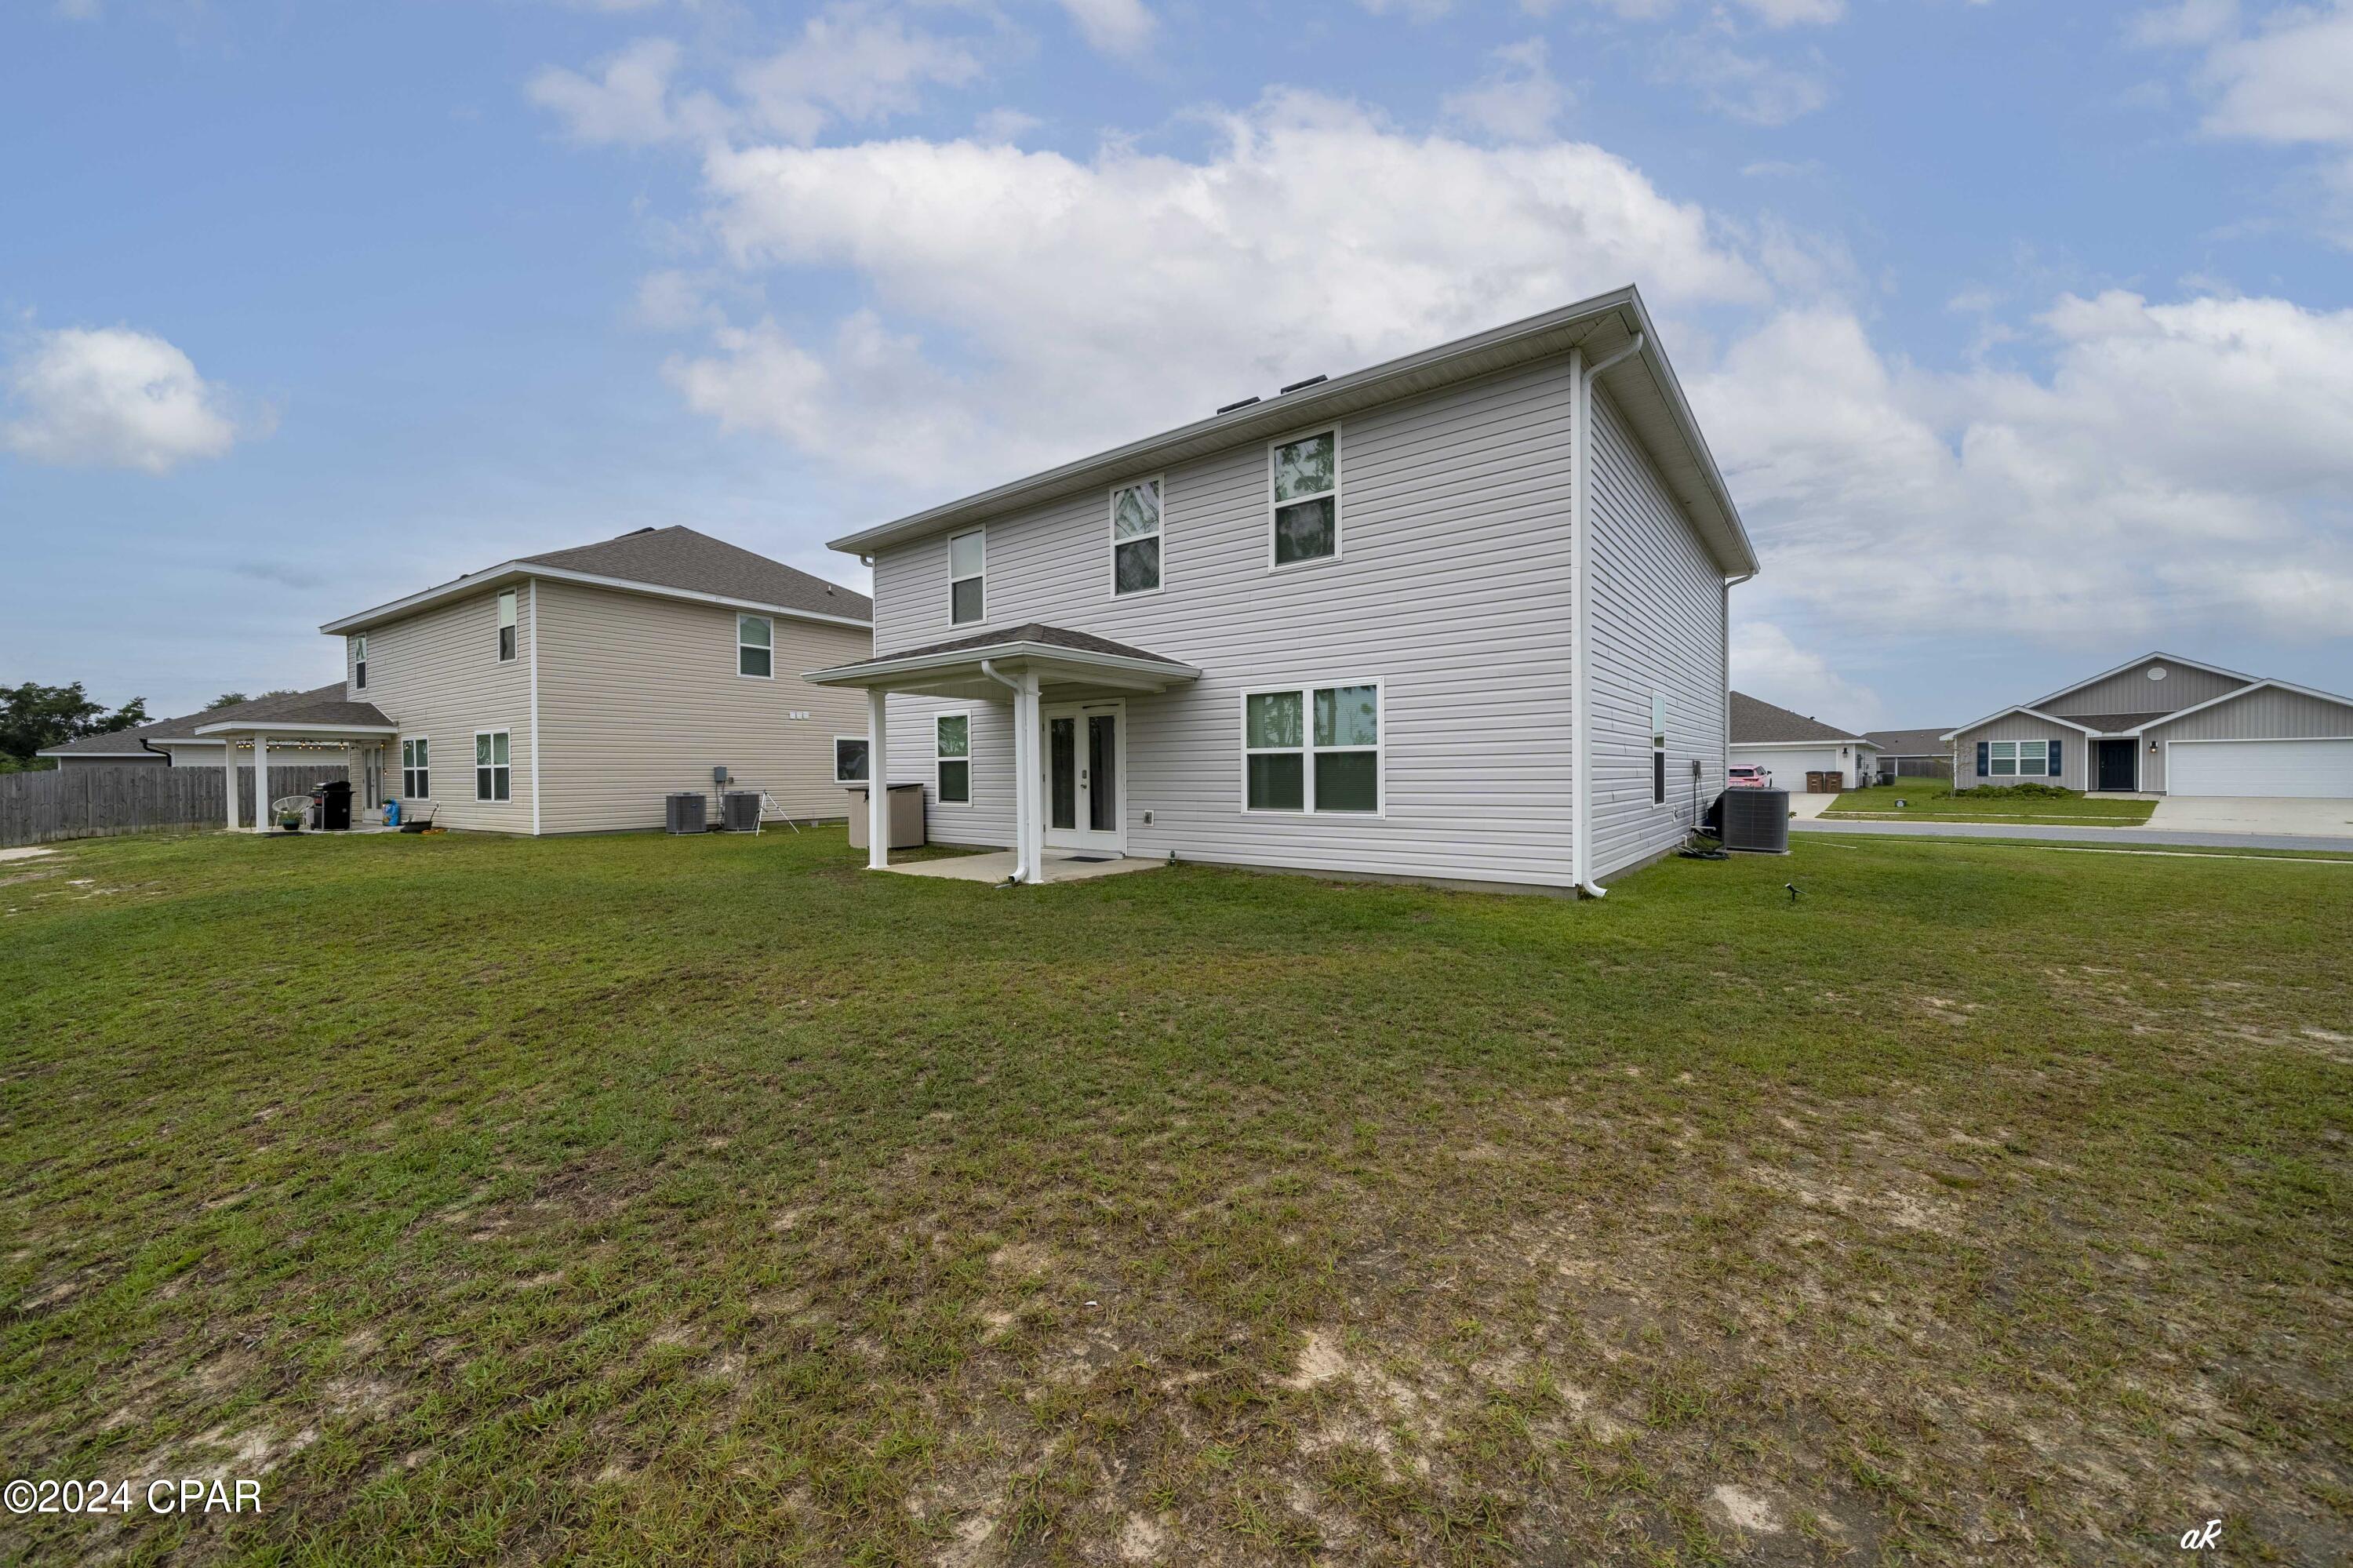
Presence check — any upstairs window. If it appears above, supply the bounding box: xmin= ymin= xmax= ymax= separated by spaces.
xmin=497 ymin=589 xmax=518 ymax=662
xmin=834 ymin=736 xmax=869 ymax=784
xmin=353 ymin=635 xmax=368 ymax=691
xmin=1270 ymin=429 xmax=1338 ymax=566
xmin=936 ymin=714 xmax=970 ymax=803
xmin=949 ymin=529 xmax=986 ymax=624
xmin=401 ymin=737 xmax=429 ymax=799
xmin=1111 ymin=478 xmax=1162 ymax=595
xmin=1243 ymin=682 xmax=1380 ymax=813
xmin=738 ymin=614 xmax=773 ymax=678
xmin=475 ymin=730 xmax=511 ymax=801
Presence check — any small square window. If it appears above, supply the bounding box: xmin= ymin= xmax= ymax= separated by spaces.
xmin=835 ymin=737 xmax=869 ymax=784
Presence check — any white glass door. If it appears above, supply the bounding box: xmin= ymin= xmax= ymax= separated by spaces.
xmin=1043 ymin=700 xmax=1125 ymax=855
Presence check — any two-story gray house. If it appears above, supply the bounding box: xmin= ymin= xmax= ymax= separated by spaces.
xmin=808 ymin=288 xmax=1758 ymax=893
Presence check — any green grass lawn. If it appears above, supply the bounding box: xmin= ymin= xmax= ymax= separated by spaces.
xmin=1824 ymin=777 xmax=2159 ymax=826
xmin=3 ymin=828 xmax=2348 ymax=1565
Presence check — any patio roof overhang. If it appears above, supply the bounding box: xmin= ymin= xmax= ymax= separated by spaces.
xmin=192 ymin=720 xmax=398 ymax=739
xmin=805 ymin=627 xmax=1199 ymax=704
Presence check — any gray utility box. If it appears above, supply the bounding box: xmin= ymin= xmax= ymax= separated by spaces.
xmin=664 ymin=792 xmax=707 ymax=835
xmin=1721 ymin=788 xmax=1791 ymax=854
xmin=844 ymin=782 xmax=926 ymax=850
xmin=720 ymin=791 xmax=762 ymax=833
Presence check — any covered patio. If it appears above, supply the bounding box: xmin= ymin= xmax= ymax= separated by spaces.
xmin=194 ymin=693 xmax=397 ymax=833
xmin=806 ymin=624 xmax=1198 ymax=885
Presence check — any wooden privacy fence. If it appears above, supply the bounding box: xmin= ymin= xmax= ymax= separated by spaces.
xmin=0 ymin=764 xmax=349 ymax=849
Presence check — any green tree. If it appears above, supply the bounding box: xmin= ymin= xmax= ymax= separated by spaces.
xmin=0 ymin=682 xmax=151 ymax=771
xmin=204 ymin=689 xmax=298 ymax=711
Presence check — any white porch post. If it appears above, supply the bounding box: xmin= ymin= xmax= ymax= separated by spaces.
xmin=1009 ymin=681 xmax=1035 ymax=883
xmin=1020 ymin=674 xmax=1046 ymax=883
xmin=866 ymin=688 xmax=890 ymax=870
xmin=251 ymin=733 xmax=270 ymax=833
xmin=224 ymin=738 xmax=240 ymax=831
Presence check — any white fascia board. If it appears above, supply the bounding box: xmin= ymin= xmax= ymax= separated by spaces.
xmin=321 ymin=563 xmax=872 ymax=636
xmin=35 ymin=748 xmax=160 ymax=758
xmin=192 ymin=720 xmax=399 ymax=737
xmin=1940 ymin=706 xmax=2103 ymax=742
xmin=1729 ymin=740 xmax=1859 ymax=751
xmin=2137 ymin=677 xmax=2353 ymax=733
xmin=805 ymin=640 xmax=1199 ymax=689
xmin=2025 ymin=652 xmax=2260 ymax=712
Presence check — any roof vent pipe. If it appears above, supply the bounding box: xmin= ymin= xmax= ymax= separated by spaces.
xmin=1278 ymin=374 xmax=1327 ymax=394
xmin=1216 ymin=395 xmax=1261 ymax=414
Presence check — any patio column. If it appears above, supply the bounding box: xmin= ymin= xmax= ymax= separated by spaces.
xmin=251 ymin=733 xmax=270 ymax=833
xmin=866 ymin=688 xmax=889 ymax=871
xmin=224 ymin=739 xmax=240 ymax=831
xmin=1016 ymin=673 xmax=1045 ymax=884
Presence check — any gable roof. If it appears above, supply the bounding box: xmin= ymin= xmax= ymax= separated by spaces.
xmin=2140 ymin=676 xmax=2353 ymax=733
xmin=824 ymin=285 xmax=1758 ymax=577
xmin=36 ymin=682 xmax=386 ymax=756
xmin=1940 ymin=705 xmax=2104 ymax=742
xmin=322 ymin=526 xmax=872 ymax=636
xmin=2029 ymin=650 xmax=2257 ymax=712
xmin=1729 ymin=691 xmax=1869 ymax=746
xmin=1864 ymin=727 xmax=1954 ymax=757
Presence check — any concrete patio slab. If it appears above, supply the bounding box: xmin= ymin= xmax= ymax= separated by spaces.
xmin=2148 ymin=795 xmax=2353 ymax=838
xmin=884 ymin=849 xmax=1165 ymax=885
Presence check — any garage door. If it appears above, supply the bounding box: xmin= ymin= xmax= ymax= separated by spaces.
xmin=2169 ymin=738 xmax=2353 ymax=798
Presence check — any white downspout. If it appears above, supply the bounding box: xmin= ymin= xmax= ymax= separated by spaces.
xmin=1722 ymin=569 xmax=1755 ymax=809
xmin=527 ymin=578 xmax=542 ymax=837
xmin=1571 ymin=333 xmax=1645 ymax=898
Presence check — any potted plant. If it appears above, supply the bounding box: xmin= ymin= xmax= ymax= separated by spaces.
xmin=278 ymin=810 xmax=304 ymax=833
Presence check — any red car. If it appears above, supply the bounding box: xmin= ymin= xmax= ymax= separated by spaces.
xmin=1727 ymin=764 xmax=1773 ymax=788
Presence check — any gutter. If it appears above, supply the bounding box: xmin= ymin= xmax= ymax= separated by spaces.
xmin=1569 ymin=333 xmax=1646 ymax=900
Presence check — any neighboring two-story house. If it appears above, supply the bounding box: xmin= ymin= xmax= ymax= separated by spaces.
xmin=808 ymin=288 xmax=1758 ymax=892
xmin=167 ymin=527 xmax=875 ymax=834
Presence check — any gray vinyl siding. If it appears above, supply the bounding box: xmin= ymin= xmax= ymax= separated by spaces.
xmin=870 ymin=355 xmax=1588 ymax=885
xmin=1951 ymin=714 xmax=2085 ymax=790
xmin=533 ymin=580 xmax=873 ymax=834
xmin=352 ymin=588 xmax=533 ymax=832
xmin=2045 ymin=659 xmax=2242 ymax=719
xmin=1586 ymin=385 xmax=1728 ymax=876
xmin=2143 ymin=687 xmax=2353 ymax=793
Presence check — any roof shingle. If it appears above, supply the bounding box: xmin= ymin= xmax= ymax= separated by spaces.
xmin=1730 ymin=691 xmax=1868 ymax=746
xmin=37 ymin=682 xmax=388 ymax=756
xmin=519 ymin=526 xmax=871 ymax=623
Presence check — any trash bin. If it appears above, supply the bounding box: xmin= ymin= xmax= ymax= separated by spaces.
xmin=843 ymin=782 xmax=926 ymax=849
xmin=310 ymin=779 xmax=353 ymax=831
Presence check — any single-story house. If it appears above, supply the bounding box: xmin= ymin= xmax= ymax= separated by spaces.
xmin=36 ymin=685 xmax=394 ymax=784
xmin=1729 ymin=692 xmax=1876 ymax=792
xmin=1944 ymin=652 xmax=2353 ymax=796
xmin=806 ymin=285 xmax=1760 ymax=892
xmin=1864 ymin=727 xmax=1956 ymax=782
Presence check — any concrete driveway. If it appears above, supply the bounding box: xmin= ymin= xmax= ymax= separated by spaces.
xmin=1787 ymin=792 xmax=1840 ymax=820
xmin=2148 ymin=795 xmax=2353 ymax=838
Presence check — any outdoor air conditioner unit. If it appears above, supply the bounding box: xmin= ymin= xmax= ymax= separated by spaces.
xmin=1721 ymin=788 xmax=1791 ymax=854
xmin=720 ymin=791 xmax=761 ymax=833
xmin=665 ymin=792 xmax=707 ymax=835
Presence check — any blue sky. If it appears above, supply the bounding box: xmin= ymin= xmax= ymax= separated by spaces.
xmin=5 ymin=0 xmax=2349 ymax=729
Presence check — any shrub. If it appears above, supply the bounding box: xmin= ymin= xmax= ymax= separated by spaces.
xmin=1969 ymin=782 xmax=2078 ymax=801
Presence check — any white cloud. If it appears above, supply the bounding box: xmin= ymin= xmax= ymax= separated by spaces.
xmin=2127 ymin=0 xmax=2239 ymax=47
xmin=1358 ymin=0 xmax=1459 ymax=19
xmin=528 ymin=37 xmax=700 ymax=147
xmin=526 ymin=7 xmax=983 ymax=150
xmin=1655 ymin=36 xmax=1831 ymax=126
xmin=2 ymin=326 xmax=245 ymax=474
xmin=1056 ymin=0 xmax=1156 ymax=56
xmin=1733 ymin=0 xmax=1845 ymax=26
xmin=1732 ymin=620 xmax=1882 ymax=728
xmin=2198 ymin=1 xmax=2353 ymax=146
xmin=1441 ymin=38 xmax=1569 ymax=143
xmin=735 ymin=5 xmax=983 ymax=145
xmin=1694 ymin=291 xmax=2353 ymax=644
xmin=973 ymin=106 xmax=1042 ymax=144
xmin=675 ymin=90 xmax=1765 ymax=488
